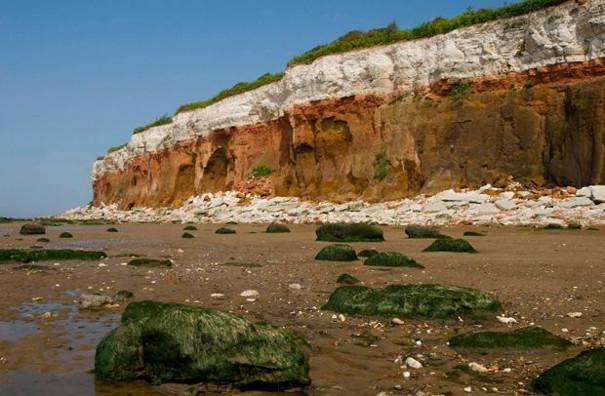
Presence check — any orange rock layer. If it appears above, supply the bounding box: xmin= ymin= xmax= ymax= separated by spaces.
xmin=93 ymin=59 xmax=605 ymax=208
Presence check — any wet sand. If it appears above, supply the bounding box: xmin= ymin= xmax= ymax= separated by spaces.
xmin=1 ymin=222 xmax=604 ymax=395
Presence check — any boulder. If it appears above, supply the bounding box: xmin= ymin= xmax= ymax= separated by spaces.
xmin=364 ymin=252 xmax=423 ymax=268
xmin=266 ymin=223 xmax=291 ymax=233
xmin=215 ymin=227 xmax=236 ymax=234
xmin=336 ymin=273 xmax=360 ymax=285
xmin=449 ymin=327 xmax=571 ymax=350
xmin=79 ymin=293 xmax=113 ymax=309
xmin=534 ymin=348 xmax=605 ymax=395
xmin=495 ymin=199 xmax=517 ymax=211
xmin=19 ymin=224 xmax=46 ymax=235
xmin=127 ymin=258 xmax=172 ymax=267
xmin=405 ymin=225 xmax=448 ymax=239
xmin=591 ymin=185 xmax=605 ymax=203
xmin=315 ymin=244 xmax=357 ymax=262
xmin=95 ymin=301 xmax=310 ymax=389
xmin=423 ymin=238 xmax=477 ymax=253
xmin=322 ymin=284 xmax=501 ymax=319
xmin=315 ymin=223 xmax=384 ymax=242
xmin=435 ymin=190 xmax=490 ymax=203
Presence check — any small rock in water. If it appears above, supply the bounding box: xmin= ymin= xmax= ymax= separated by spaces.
xmin=496 ymin=315 xmax=517 ymax=325
xmin=405 ymin=357 xmax=423 ymax=369
xmin=240 ymin=290 xmax=259 ymax=298
xmin=469 ymin=362 xmax=488 ymax=373
xmin=78 ymin=293 xmax=113 ymax=309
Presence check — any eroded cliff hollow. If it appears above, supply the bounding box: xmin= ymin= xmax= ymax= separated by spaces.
xmin=93 ymin=0 xmax=605 ymax=208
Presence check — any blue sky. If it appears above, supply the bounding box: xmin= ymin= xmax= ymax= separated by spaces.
xmin=0 ymin=0 xmax=511 ymax=217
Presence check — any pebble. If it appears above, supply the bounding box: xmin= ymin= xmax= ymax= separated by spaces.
xmin=403 ymin=371 xmax=411 ymax=379
xmin=210 ymin=293 xmax=225 ymax=299
xmin=405 ymin=357 xmax=423 ymax=369
xmin=567 ymin=312 xmax=583 ymax=318
xmin=464 ymin=386 xmax=472 ymax=393
xmin=392 ymin=318 xmax=405 ymax=325
xmin=496 ymin=315 xmax=517 ymax=325
xmin=468 ymin=362 xmax=488 ymax=373
xmin=288 ymin=283 xmax=303 ymax=290
xmin=240 ymin=290 xmax=259 ymax=298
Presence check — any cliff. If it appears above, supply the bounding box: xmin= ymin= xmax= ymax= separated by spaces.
xmin=92 ymin=0 xmax=605 ymax=208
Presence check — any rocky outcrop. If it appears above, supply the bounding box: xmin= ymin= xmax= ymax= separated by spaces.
xmin=93 ymin=1 xmax=605 ymax=208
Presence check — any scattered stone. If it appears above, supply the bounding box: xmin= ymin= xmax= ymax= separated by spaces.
xmin=567 ymin=312 xmax=583 ymax=318
xmin=315 ymin=223 xmax=384 ymax=242
xmin=79 ymin=293 xmax=113 ymax=309
xmin=215 ymin=227 xmax=236 ymax=234
xmin=449 ymin=327 xmax=571 ymax=350
xmin=405 ymin=225 xmax=447 ymax=239
xmin=464 ymin=386 xmax=472 ymax=393
xmin=19 ymin=224 xmax=46 ymax=235
xmin=181 ymin=232 xmax=195 ymax=239
xmin=113 ymin=290 xmax=134 ymax=302
xmin=210 ymin=293 xmax=226 ymax=299
xmin=468 ymin=362 xmax=488 ymax=373
xmin=315 ymin=244 xmax=357 ymax=262
xmin=322 ymin=284 xmax=501 ymax=319
xmin=336 ymin=273 xmax=360 ymax=285
xmin=405 ymin=357 xmax=423 ymax=369
xmin=423 ymin=238 xmax=477 ymax=253
xmin=94 ymin=301 xmax=311 ymax=388
xmin=59 ymin=232 xmax=73 ymax=238
xmin=534 ymin=347 xmax=605 ymax=395
xmin=266 ymin=223 xmax=290 ymax=233
xmin=288 ymin=283 xmax=302 ymax=290
xmin=496 ymin=315 xmax=517 ymax=325
xmin=364 ymin=252 xmax=423 ymax=268
xmin=240 ymin=290 xmax=260 ymax=298
xmin=127 ymin=258 xmax=172 ymax=267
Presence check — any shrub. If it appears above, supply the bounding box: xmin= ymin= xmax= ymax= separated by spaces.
xmin=423 ymin=238 xmax=478 ymax=253
xmin=251 ymin=163 xmax=272 ymax=178
xmin=175 ymin=72 xmax=285 ymax=114
xmin=266 ymin=223 xmax=290 ymax=233
xmin=132 ymin=115 xmax=172 ymax=135
xmin=364 ymin=252 xmax=423 ymax=268
xmin=59 ymin=232 xmax=73 ymax=238
xmin=544 ymin=223 xmax=564 ymax=230
xmin=463 ymin=231 xmax=486 ymax=237
xmin=127 ymin=258 xmax=172 ymax=267
xmin=316 ymin=223 xmax=384 ymax=242
xmin=113 ymin=290 xmax=134 ymax=302
xmin=448 ymin=81 xmax=472 ymax=101
xmin=374 ymin=152 xmax=390 ymax=180
xmin=315 ymin=244 xmax=357 ymax=262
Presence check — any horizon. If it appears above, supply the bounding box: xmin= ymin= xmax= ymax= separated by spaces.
xmin=1 ymin=0 xmax=511 ymax=217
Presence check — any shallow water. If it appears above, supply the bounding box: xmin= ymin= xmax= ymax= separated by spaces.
xmin=0 ymin=320 xmax=38 ymax=342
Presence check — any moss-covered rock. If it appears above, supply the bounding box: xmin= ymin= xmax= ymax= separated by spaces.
xmin=266 ymin=223 xmax=290 ymax=233
xmin=405 ymin=225 xmax=447 ymax=239
xmin=0 ymin=249 xmax=106 ymax=263
xmin=95 ymin=301 xmax=310 ymax=389
xmin=19 ymin=224 xmax=46 ymax=235
xmin=215 ymin=227 xmax=236 ymax=234
xmin=36 ymin=238 xmax=50 ymax=243
xmin=106 ymin=227 xmax=119 ymax=233
xmin=423 ymin=238 xmax=478 ymax=253
xmin=544 ymin=223 xmax=564 ymax=230
xmin=315 ymin=244 xmax=357 ymax=261
xmin=358 ymin=249 xmax=378 ymax=258
xmin=181 ymin=232 xmax=194 ymax=239
xmin=534 ymin=348 xmax=605 ymax=395
xmin=336 ymin=273 xmax=360 ymax=285
xmin=127 ymin=258 xmax=172 ymax=267
xmin=449 ymin=327 xmax=571 ymax=350
xmin=113 ymin=290 xmax=134 ymax=302
xmin=364 ymin=252 xmax=423 ymax=268
xmin=316 ymin=223 xmax=384 ymax=242
xmin=463 ymin=231 xmax=486 ymax=237
xmin=322 ymin=284 xmax=500 ymax=319
xmin=59 ymin=232 xmax=73 ymax=238
xmin=567 ymin=223 xmax=582 ymax=230
xmin=183 ymin=225 xmax=197 ymax=231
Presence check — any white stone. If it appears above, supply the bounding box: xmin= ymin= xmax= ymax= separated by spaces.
xmin=288 ymin=283 xmax=303 ymax=290
xmin=240 ymin=290 xmax=260 ymax=298
xmin=496 ymin=315 xmax=517 ymax=325
xmin=469 ymin=362 xmax=488 ymax=373
xmin=423 ymin=201 xmax=448 ymax=213
xmin=591 ymin=186 xmax=605 ymax=203
xmin=435 ymin=189 xmax=490 ymax=204
xmin=474 ymin=203 xmax=500 ymax=214
xmin=405 ymin=357 xmax=423 ymax=369
xmin=567 ymin=312 xmax=583 ymax=318
xmin=495 ymin=199 xmax=517 ymax=211
xmin=210 ymin=293 xmax=225 ymax=299
xmin=557 ymin=197 xmax=594 ymax=208
xmin=392 ymin=318 xmax=405 ymax=325
xmin=576 ymin=186 xmax=592 ymax=197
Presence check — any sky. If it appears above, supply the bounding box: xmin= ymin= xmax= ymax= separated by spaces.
xmin=0 ymin=0 xmax=512 ymax=218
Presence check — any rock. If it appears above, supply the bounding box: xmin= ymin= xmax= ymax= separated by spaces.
xmin=391 ymin=318 xmax=405 ymax=325
xmin=464 ymin=386 xmax=472 ymax=393
xmin=496 ymin=315 xmax=517 ymax=325
xmin=495 ymin=199 xmax=517 ymax=211
xmin=357 ymin=249 xmax=379 ymax=258
xmin=315 ymin=244 xmax=357 ymax=262
xmin=315 ymin=223 xmax=384 ymax=242
xmin=405 ymin=225 xmax=448 ymax=239
xmin=449 ymin=327 xmax=571 ymax=350
xmin=322 ymin=284 xmax=501 ymax=319
xmin=468 ymin=362 xmax=488 ymax=373
xmin=240 ymin=290 xmax=260 ymax=298
xmin=215 ymin=226 xmax=236 ymax=234
xmin=113 ymin=290 xmax=134 ymax=302
xmin=435 ymin=190 xmax=490 ymax=203
xmin=288 ymin=283 xmax=303 ymax=290
xmin=422 ymin=201 xmax=448 ymax=213
xmin=19 ymin=224 xmax=46 ymax=235
xmin=423 ymin=238 xmax=477 ymax=253
xmin=557 ymin=197 xmax=594 ymax=208
xmin=127 ymin=258 xmax=172 ymax=267
xmin=336 ymin=273 xmax=360 ymax=285
xmin=181 ymin=232 xmax=195 ymax=239
xmin=364 ymin=252 xmax=423 ymax=268
xmin=567 ymin=312 xmax=583 ymax=318
xmin=266 ymin=223 xmax=290 ymax=233
xmin=534 ymin=348 xmax=605 ymax=395
xmin=79 ymin=293 xmax=113 ymax=309
xmin=0 ymin=249 xmax=106 ymax=263
xmin=210 ymin=293 xmax=226 ymax=299
xmin=59 ymin=232 xmax=73 ymax=238
xmin=474 ymin=203 xmax=500 ymax=214
xmin=405 ymin=357 xmax=423 ymax=369
xmin=576 ymin=186 xmax=592 ymax=197
xmin=95 ymin=301 xmax=310 ymax=388
xmin=591 ymin=185 xmax=605 ymax=203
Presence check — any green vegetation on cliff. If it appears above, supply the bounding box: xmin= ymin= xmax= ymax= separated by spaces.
xmin=132 ymin=115 xmax=173 ymax=135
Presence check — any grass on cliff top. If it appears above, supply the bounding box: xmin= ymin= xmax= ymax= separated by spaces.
xmin=107 ymin=144 xmax=127 ymax=154
xmin=287 ymin=0 xmax=567 ymax=66
xmin=175 ymin=72 xmax=285 ymax=114
xmin=132 ymin=114 xmax=173 ymax=135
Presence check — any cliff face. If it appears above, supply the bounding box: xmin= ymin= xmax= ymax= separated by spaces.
xmin=93 ymin=1 xmax=605 ymax=208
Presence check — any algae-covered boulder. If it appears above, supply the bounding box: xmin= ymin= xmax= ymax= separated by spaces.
xmin=266 ymin=223 xmax=290 ymax=233
xmin=323 ymin=284 xmax=500 ymax=319
xmin=127 ymin=258 xmax=172 ymax=267
xmin=95 ymin=301 xmax=311 ymax=389
xmin=113 ymin=290 xmax=134 ymax=302
xmin=20 ymin=224 xmax=46 ymax=235
xmin=463 ymin=231 xmax=485 ymax=237
xmin=315 ymin=244 xmax=357 ymax=261
xmin=364 ymin=252 xmax=423 ymax=268
xmin=336 ymin=273 xmax=360 ymax=285
xmin=544 ymin=223 xmax=564 ymax=230
xmin=358 ymin=249 xmax=378 ymax=258
xmin=106 ymin=227 xmax=119 ymax=233
xmin=0 ymin=248 xmax=106 ymax=263
xmin=405 ymin=225 xmax=447 ymax=239
xmin=534 ymin=348 xmax=605 ymax=395
xmin=216 ymin=227 xmax=236 ymax=234
xmin=183 ymin=225 xmax=197 ymax=231
xmin=316 ymin=223 xmax=384 ymax=242
xmin=449 ymin=327 xmax=571 ymax=350
xmin=59 ymin=232 xmax=73 ymax=238
xmin=181 ymin=232 xmax=194 ymax=239
xmin=423 ymin=238 xmax=477 ymax=253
